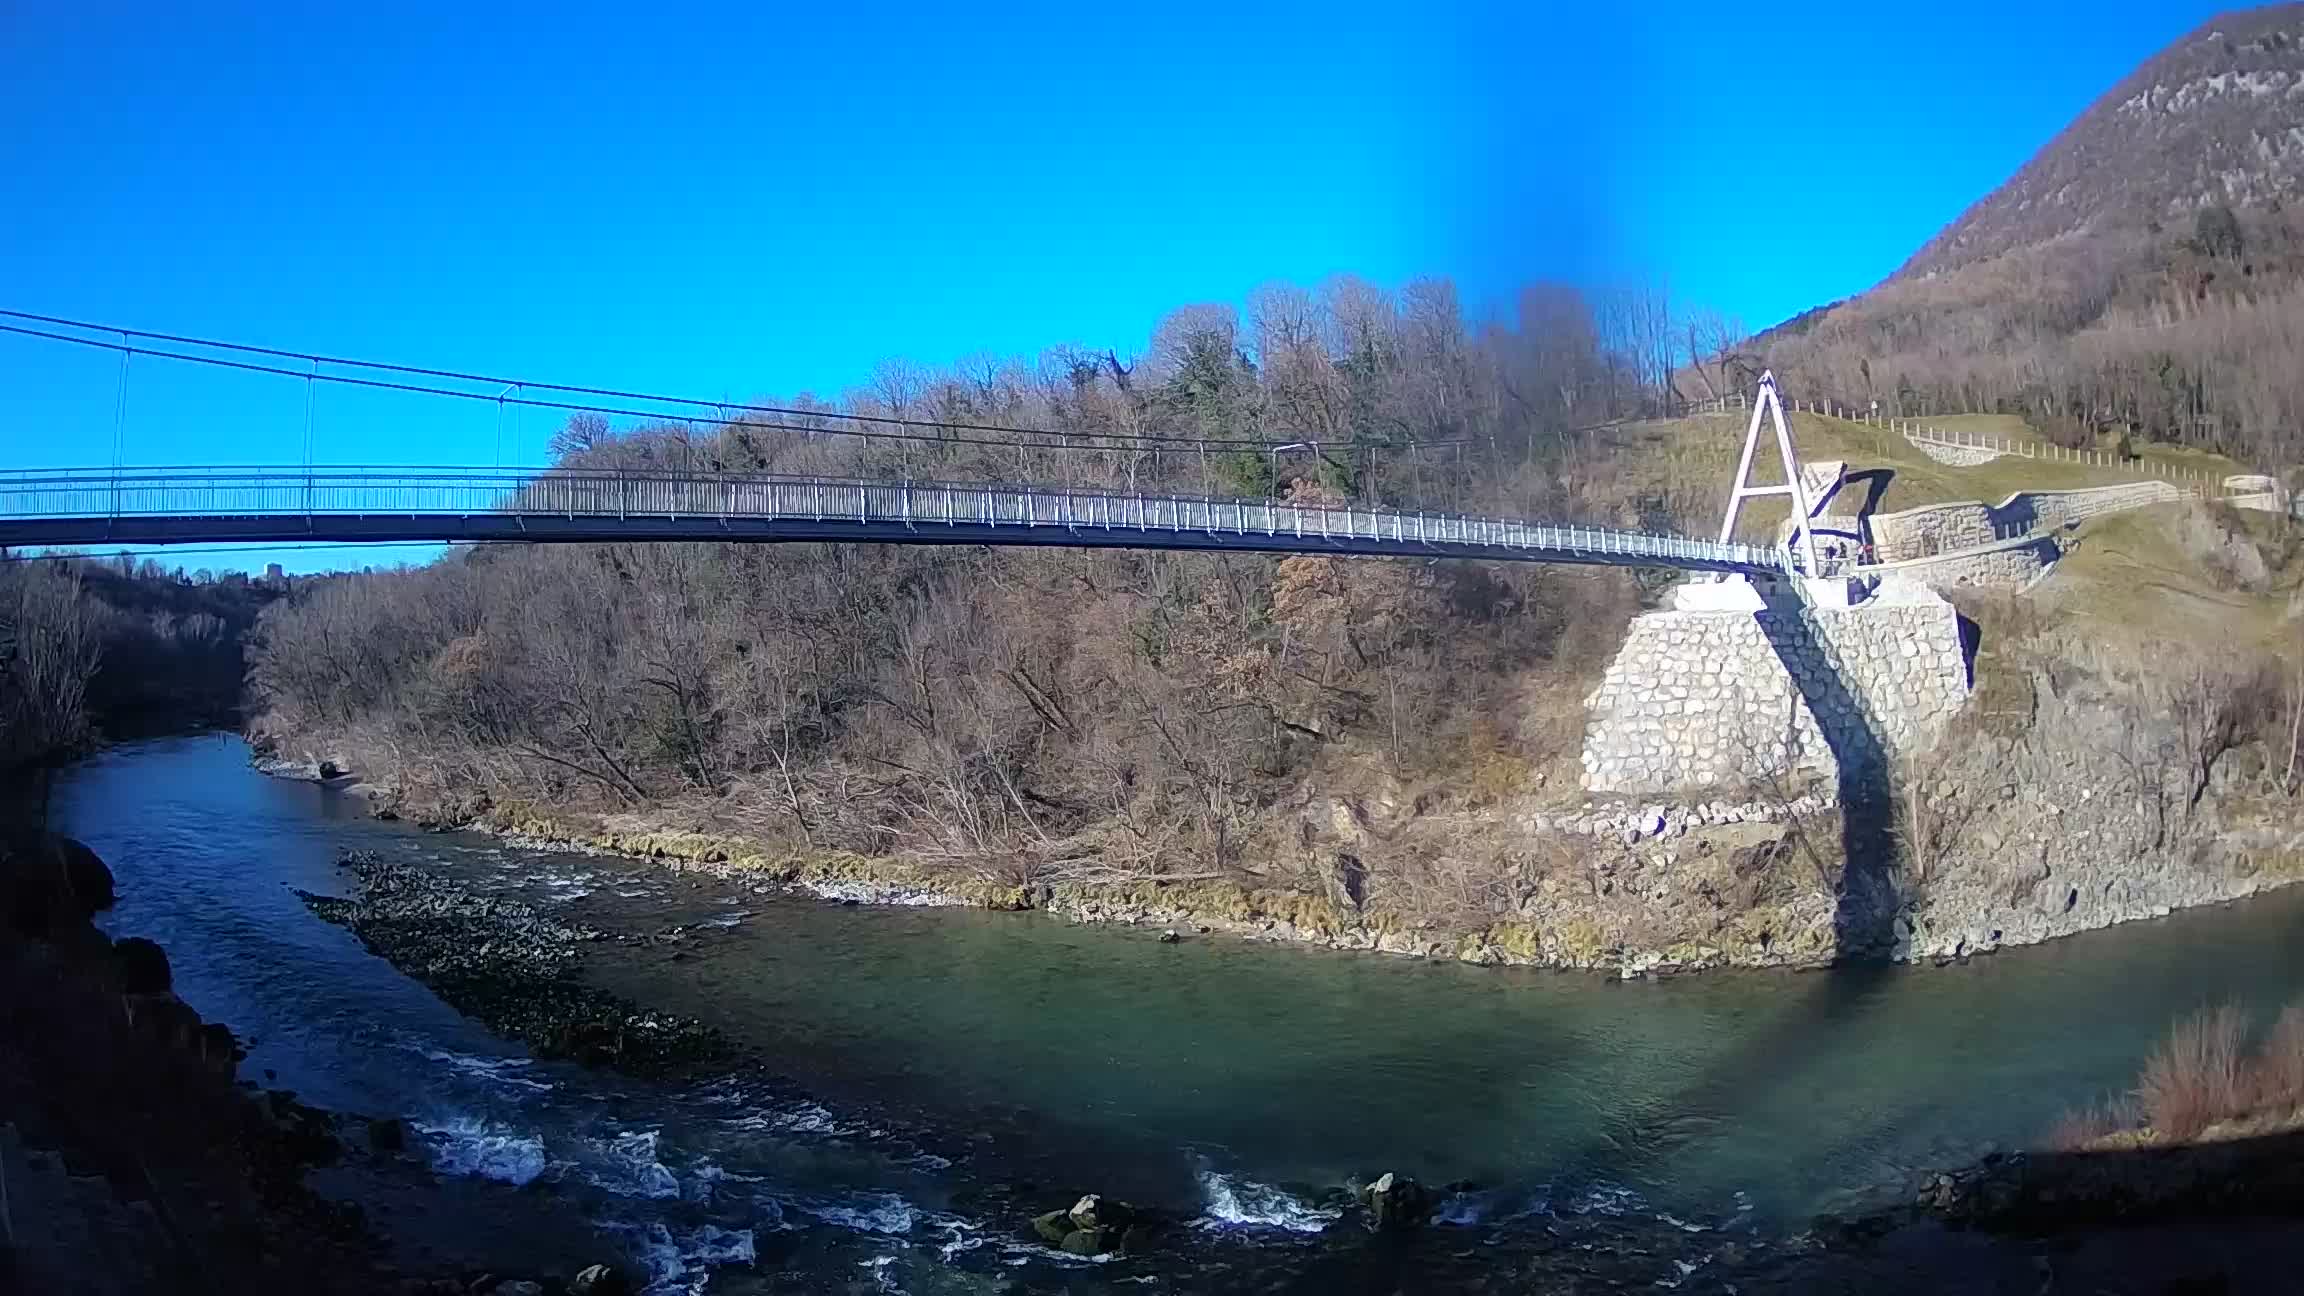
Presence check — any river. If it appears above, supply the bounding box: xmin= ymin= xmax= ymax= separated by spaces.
xmin=55 ymin=734 xmax=2304 ymax=1292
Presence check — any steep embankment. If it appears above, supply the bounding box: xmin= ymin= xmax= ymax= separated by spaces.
xmin=0 ymin=831 xmax=378 ymax=1293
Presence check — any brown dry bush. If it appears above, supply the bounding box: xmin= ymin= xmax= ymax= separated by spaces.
xmin=2249 ymin=997 xmax=2304 ymax=1110
xmin=2045 ymin=1096 xmax=2137 ymax=1152
xmin=2133 ymin=1002 xmax=2249 ymax=1141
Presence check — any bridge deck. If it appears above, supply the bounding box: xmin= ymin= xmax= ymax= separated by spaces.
xmin=0 ymin=467 xmax=1781 ymax=574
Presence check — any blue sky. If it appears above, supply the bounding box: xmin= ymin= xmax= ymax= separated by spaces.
xmin=0 ymin=0 xmax=2241 ymax=569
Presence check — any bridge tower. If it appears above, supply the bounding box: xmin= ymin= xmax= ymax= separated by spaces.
xmin=1717 ymin=370 xmax=1819 ymax=576
xmin=1678 ymin=370 xmax=1857 ymax=610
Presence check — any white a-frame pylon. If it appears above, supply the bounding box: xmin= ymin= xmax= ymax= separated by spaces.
xmin=1717 ymin=370 xmax=1818 ymax=577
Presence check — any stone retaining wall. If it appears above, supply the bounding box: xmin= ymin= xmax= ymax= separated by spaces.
xmin=1854 ymin=534 xmax=2061 ymax=593
xmin=1869 ymin=481 xmax=2183 ymax=561
xmin=1580 ymin=587 xmax=1968 ymax=795
xmin=1908 ymin=438 xmax=2007 ymax=467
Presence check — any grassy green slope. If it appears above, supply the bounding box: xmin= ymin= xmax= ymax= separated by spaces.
xmin=1589 ymin=410 xmax=2250 ymax=546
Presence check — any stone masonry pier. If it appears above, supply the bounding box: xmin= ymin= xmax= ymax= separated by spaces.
xmin=1579 ymin=582 xmax=1969 ymax=796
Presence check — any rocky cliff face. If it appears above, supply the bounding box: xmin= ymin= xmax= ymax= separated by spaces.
xmin=1869 ymin=637 xmax=2304 ymax=961
xmin=1901 ymin=5 xmax=2304 ymax=280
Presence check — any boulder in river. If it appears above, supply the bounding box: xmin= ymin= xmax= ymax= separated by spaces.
xmin=125 ymin=991 xmax=204 ymax=1051
xmin=567 ymin=1264 xmax=633 ymax=1296
xmin=1059 ymin=1229 xmax=1108 ymax=1256
xmin=1031 ymin=1209 xmax=1074 ymax=1245
xmin=1068 ymin=1193 xmax=1112 ymax=1229
xmin=2 ymin=833 xmax=116 ymax=936
xmin=1031 ymin=1194 xmax=1155 ymax=1255
xmin=114 ymin=936 xmax=172 ymax=993
xmin=1359 ymin=1171 xmax=1432 ymax=1230
xmin=367 ymin=1116 xmax=410 ymax=1155
xmin=51 ymin=834 xmax=117 ymax=914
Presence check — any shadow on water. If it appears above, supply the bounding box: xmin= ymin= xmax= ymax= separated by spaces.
xmin=1440 ymin=579 xmax=1917 ymax=1204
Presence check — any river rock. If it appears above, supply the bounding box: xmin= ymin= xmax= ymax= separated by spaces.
xmin=1031 ymin=1209 xmax=1074 ymax=1245
xmin=51 ymin=835 xmax=117 ymax=914
xmin=299 ymin=852 xmax=729 ymax=1078
xmin=126 ymin=991 xmax=203 ymax=1051
xmin=567 ymin=1264 xmax=632 ymax=1296
xmin=1068 ymin=1193 xmax=1112 ymax=1229
xmin=368 ymin=1116 xmax=410 ymax=1155
xmin=2 ymin=834 xmax=117 ymax=936
xmin=114 ymin=936 xmax=172 ymax=994
xmin=1059 ymin=1228 xmax=1109 ymax=1256
xmin=197 ymin=1022 xmax=241 ymax=1073
xmin=1032 ymin=1194 xmax=1152 ymax=1254
xmin=1362 ymin=1171 xmax=1431 ymax=1230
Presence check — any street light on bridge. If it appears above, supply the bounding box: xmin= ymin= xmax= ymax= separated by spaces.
xmin=1268 ymin=441 xmax=1320 ymax=498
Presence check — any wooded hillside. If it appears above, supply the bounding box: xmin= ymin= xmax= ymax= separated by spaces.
xmin=247 ymin=278 xmax=1685 ymax=896
xmin=1753 ymin=8 xmax=2304 ymax=466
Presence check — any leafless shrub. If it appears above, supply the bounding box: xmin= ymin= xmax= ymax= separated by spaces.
xmin=0 ymin=560 xmax=102 ymax=768
xmin=2134 ymin=1002 xmax=2249 ymax=1141
xmin=2249 ymin=998 xmax=2304 ymax=1110
xmin=2045 ymin=1095 xmax=2138 ymax=1152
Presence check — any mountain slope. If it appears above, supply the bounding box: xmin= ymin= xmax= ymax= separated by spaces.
xmin=1900 ymin=4 xmax=2304 ymax=280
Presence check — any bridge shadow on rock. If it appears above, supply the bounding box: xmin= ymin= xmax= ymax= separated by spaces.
xmin=1843 ymin=467 xmax=1895 ymax=520
xmin=1753 ymin=581 xmax=1901 ymax=962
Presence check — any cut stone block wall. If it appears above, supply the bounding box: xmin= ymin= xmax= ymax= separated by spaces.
xmin=1580 ymin=588 xmax=1969 ymax=795
xmin=1857 ymin=535 xmax=2061 ymax=593
xmin=1868 ymin=481 xmax=2183 ymax=561
xmin=1909 ymin=438 xmax=2007 ymax=467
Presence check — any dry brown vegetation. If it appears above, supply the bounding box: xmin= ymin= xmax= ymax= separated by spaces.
xmin=2136 ymin=1003 xmax=2250 ymax=1142
xmin=1755 ymin=209 xmax=2304 ymax=471
xmin=241 ymin=261 xmax=2304 ymax=946
xmin=248 ymin=279 xmax=1688 ymax=917
xmin=0 ymin=556 xmax=278 ymax=775
xmin=2051 ymin=998 xmax=2304 ymax=1149
xmin=1747 ymin=8 xmax=2304 ymax=467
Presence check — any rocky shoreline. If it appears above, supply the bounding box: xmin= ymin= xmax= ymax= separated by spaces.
xmin=298 ymin=853 xmax=736 ymax=1078
xmin=310 ymin=775 xmax=2299 ymax=983
xmin=0 ymin=828 xmax=640 ymax=1296
xmin=251 ymin=653 xmax=2304 ymax=977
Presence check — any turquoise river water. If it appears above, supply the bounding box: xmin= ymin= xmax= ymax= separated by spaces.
xmin=55 ymin=734 xmax=2304 ymax=1292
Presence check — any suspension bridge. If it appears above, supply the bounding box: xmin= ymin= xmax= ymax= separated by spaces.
xmin=0 ymin=312 xmax=1794 ymax=577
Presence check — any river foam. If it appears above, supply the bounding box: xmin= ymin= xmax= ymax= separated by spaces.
xmin=1192 ymin=1171 xmax=1340 ymax=1234
xmin=410 ymin=1044 xmax=556 ymax=1093
xmin=417 ymin=1116 xmax=549 ymax=1186
xmin=805 ymin=1191 xmax=921 ymax=1235
xmin=561 ymin=1128 xmax=684 ymax=1200
xmin=603 ymin=1220 xmax=758 ymax=1294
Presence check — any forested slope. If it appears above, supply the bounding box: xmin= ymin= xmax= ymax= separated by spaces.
xmin=1 ymin=557 xmax=277 ymax=776
xmin=248 ymin=278 xmax=1677 ymax=903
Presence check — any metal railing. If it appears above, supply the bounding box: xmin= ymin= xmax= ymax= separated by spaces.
xmin=0 ymin=465 xmax=1785 ymax=573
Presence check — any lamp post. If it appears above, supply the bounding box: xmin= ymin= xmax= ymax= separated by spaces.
xmin=1268 ymin=441 xmax=1318 ymax=497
